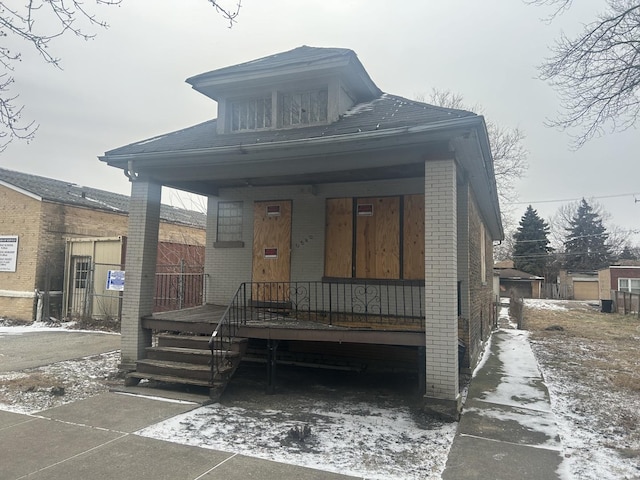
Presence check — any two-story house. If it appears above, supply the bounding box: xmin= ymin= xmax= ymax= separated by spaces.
xmin=100 ymin=46 xmax=503 ymax=418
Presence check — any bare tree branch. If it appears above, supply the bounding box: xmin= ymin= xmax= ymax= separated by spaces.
xmin=420 ymin=88 xmax=529 ymax=260
xmin=423 ymin=88 xmax=529 ymax=208
xmin=206 ymin=0 xmax=242 ymax=27
xmin=531 ymin=0 xmax=640 ymax=148
xmin=0 ymin=1 xmax=242 ymax=152
xmin=523 ymin=0 xmax=574 ymax=21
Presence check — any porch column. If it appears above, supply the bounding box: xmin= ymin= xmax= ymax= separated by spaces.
xmin=120 ymin=179 xmax=161 ymax=371
xmin=424 ymin=159 xmax=460 ymax=419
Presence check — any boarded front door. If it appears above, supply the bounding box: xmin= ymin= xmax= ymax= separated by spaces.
xmin=252 ymin=200 xmax=292 ymax=303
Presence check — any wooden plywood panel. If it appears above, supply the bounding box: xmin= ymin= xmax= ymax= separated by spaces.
xmin=252 ymin=200 xmax=291 ymax=302
xmin=356 ymin=197 xmax=400 ymax=279
xmin=403 ymin=194 xmax=425 ymax=280
xmin=324 ymin=198 xmax=353 ymax=277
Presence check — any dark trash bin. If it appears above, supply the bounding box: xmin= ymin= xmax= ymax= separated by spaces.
xmin=601 ymin=300 xmax=613 ymax=313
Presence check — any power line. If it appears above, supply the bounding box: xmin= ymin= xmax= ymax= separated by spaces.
xmin=513 ymin=192 xmax=640 ymax=205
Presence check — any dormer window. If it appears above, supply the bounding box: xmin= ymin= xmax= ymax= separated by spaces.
xmin=231 ymin=96 xmax=272 ymax=132
xmin=225 ymin=87 xmax=330 ymax=133
xmin=280 ymin=89 xmax=328 ymax=127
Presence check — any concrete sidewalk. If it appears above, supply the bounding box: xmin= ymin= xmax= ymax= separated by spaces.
xmin=442 ymin=328 xmax=565 ymax=479
xmin=0 ymin=392 xmax=359 ymax=480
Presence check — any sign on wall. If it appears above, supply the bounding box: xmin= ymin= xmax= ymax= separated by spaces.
xmin=0 ymin=236 xmax=19 ymax=272
xmin=106 ymin=270 xmax=125 ymax=291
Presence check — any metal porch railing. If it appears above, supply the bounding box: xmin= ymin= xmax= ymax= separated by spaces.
xmin=209 ymin=280 xmax=426 ymax=381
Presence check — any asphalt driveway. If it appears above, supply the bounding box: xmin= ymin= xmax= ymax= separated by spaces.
xmin=0 ymin=330 xmax=120 ymax=371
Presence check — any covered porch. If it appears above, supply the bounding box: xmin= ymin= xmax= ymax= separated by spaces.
xmin=101 ymin=90 xmax=501 ymax=419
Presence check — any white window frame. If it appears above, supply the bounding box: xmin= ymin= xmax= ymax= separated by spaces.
xmin=280 ymin=89 xmax=328 ymax=127
xmin=230 ymin=97 xmax=272 ymax=132
xmin=216 ymin=201 xmax=243 ymax=243
xmin=618 ymin=278 xmax=640 ymax=294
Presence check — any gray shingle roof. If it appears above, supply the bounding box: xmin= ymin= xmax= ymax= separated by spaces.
xmin=187 ymin=45 xmax=354 ymax=82
xmin=0 ymin=167 xmax=206 ymax=228
xmin=498 ymin=268 xmax=544 ymax=280
xmin=106 ymin=94 xmax=475 ymax=157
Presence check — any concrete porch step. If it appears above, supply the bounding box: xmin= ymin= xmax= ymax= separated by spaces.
xmin=136 ymin=359 xmax=233 ymax=381
xmin=125 ymin=371 xmax=221 ymax=389
xmin=156 ymin=333 xmax=248 ymax=351
xmin=145 ymin=346 xmax=240 ymax=365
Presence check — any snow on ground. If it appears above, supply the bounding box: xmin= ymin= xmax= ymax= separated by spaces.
xmin=523 ymin=299 xmax=640 ymax=480
xmin=0 ymin=319 xmax=119 ymax=336
xmin=532 ymin=340 xmax=640 ymax=480
xmin=3 ymin=303 xmax=638 ymax=480
xmin=137 ymin=394 xmax=456 ymax=480
xmin=0 ymin=351 xmax=119 ymax=414
xmin=524 ymin=299 xmax=569 ymax=311
xmin=0 ymin=320 xmax=120 ymax=413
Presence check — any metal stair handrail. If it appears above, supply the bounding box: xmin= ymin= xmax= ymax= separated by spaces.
xmin=208 ymin=282 xmax=247 ymax=383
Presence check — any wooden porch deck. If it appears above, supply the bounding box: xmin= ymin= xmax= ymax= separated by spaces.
xmin=142 ymin=304 xmax=425 ymax=346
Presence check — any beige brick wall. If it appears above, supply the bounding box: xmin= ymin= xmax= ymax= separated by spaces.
xmin=0 ymin=183 xmax=205 ymax=322
xmin=0 ymin=186 xmax=43 ymax=320
xmin=158 ymin=222 xmax=205 ymax=246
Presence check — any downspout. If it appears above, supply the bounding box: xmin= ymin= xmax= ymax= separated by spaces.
xmin=124 ymin=160 xmax=139 ymax=181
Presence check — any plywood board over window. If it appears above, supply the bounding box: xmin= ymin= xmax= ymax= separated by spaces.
xmin=403 ymin=194 xmax=425 ymax=280
xmin=356 ymin=197 xmax=400 ymax=279
xmin=324 ymin=198 xmax=353 ymax=277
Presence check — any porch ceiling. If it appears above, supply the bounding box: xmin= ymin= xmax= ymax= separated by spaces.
xmin=159 ymin=161 xmax=426 ymax=195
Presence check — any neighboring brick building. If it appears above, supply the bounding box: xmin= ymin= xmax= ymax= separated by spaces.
xmin=0 ymin=168 xmax=205 ymax=321
xmin=100 ymin=46 xmax=503 ymax=417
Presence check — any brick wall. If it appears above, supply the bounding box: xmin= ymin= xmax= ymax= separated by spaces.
xmin=467 ymin=191 xmax=495 ymax=366
xmin=0 ymin=183 xmax=205 ymax=322
xmin=0 ymin=186 xmax=43 ymax=320
xmin=456 ymin=183 xmax=471 ymax=368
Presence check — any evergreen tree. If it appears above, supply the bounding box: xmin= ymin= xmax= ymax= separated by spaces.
xmin=513 ymin=206 xmax=553 ymax=276
xmin=563 ymin=199 xmax=612 ymax=271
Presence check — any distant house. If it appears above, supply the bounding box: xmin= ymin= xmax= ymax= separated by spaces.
xmin=0 ymin=167 xmax=206 ymax=322
xmin=100 ymin=46 xmax=503 ymax=418
xmin=496 ymin=268 xmax=544 ymax=299
xmin=598 ymin=262 xmax=640 ymax=297
xmin=558 ymin=269 xmax=599 ymax=301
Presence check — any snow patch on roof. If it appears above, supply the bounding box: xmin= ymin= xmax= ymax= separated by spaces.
xmin=135 ymin=134 xmax=169 ymax=146
xmin=342 ymin=95 xmax=385 ymax=117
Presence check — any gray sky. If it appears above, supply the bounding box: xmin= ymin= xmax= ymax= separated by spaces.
xmin=3 ymin=0 xmax=639 ymax=242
